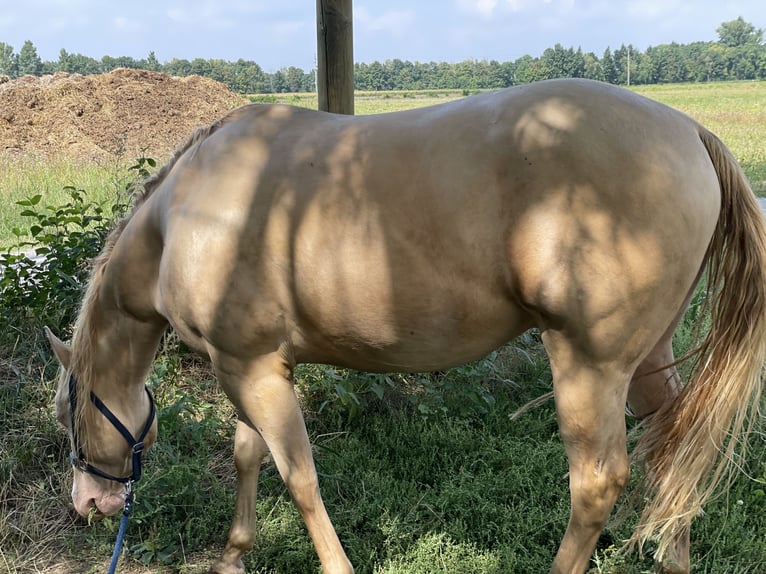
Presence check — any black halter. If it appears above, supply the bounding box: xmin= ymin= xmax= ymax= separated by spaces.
xmin=68 ymin=374 xmax=156 ymax=484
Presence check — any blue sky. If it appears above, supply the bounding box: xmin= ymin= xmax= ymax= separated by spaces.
xmin=0 ymin=1 xmax=764 ymax=72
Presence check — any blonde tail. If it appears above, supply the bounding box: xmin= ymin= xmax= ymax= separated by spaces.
xmin=630 ymin=128 xmax=766 ymax=561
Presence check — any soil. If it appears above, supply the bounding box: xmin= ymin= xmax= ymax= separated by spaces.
xmin=0 ymin=68 xmax=248 ymax=161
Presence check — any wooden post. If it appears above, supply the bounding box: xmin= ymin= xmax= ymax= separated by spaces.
xmin=316 ymin=0 xmax=354 ymax=115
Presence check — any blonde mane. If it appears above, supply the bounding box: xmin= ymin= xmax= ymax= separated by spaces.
xmin=66 ymin=109 xmax=240 ymax=445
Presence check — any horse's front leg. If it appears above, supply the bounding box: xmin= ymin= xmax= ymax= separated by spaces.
xmin=212 ymin=419 xmax=269 ymax=574
xmin=212 ymin=350 xmax=354 ymax=574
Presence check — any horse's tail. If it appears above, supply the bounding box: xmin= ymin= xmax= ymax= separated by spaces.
xmin=630 ymin=127 xmax=766 ymax=561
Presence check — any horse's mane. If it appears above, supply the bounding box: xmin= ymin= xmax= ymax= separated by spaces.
xmin=67 ymin=108 xmax=241 ymax=442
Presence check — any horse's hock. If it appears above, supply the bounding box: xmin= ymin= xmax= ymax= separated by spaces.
xmin=0 ymin=68 xmax=248 ymax=161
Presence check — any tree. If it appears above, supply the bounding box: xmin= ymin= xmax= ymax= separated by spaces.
xmin=164 ymin=58 xmax=193 ymax=77
xmin=717 ymin=17 xmax=764 ymax=48
xmin=17 ymin=40 xmax=41 ymax=76
xmin=0 ymin=42 xmax=17 ymax=77
xmin=514 ymin=55 xmax=550 ymax=84
xmin=601 ymin=48 xmax=617 ymax=84
xmin=58 ymin=49 xmax=101 ymax=74
xmin=230 ymin=59 xmax=267 ymax=93
xmin=541 ymin=44 xmax=585 ymax=79
xmin=582 ymin=52 xmax=604 ymax=81
xmin=101 ymin=55 xmax=141 ymax=71
xmin=145 ymin=51 xmax=160 ymax=71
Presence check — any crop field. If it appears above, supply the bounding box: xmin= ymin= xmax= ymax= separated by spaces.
xmin=2 ymin=81 xmax=766 ymax=574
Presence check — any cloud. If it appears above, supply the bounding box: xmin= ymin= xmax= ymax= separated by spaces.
xmin=456 ymin=0 xmax=500 ymax=17
xmin=270 ymin=19 xmax=309 ymax=43
xmin=456 ymin=0 xmax=582 ymax=18
xmin=356 ymin=7 xmax=416 ymax=38
xmin=626 ymin=0 xmax=692 ymax=19
xmin=112 ymin=16 xmax=141 ymax=32
xmin=165 ymin=1 xmax=265 ymax=29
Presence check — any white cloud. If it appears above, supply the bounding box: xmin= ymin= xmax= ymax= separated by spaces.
xmin=470 ymin=0 xmax=500 ymax=17
xmin=165 ymin=2 xmax=244 ymax=29
xmin=270 ymin=19 xmax=308 ymax=42
xmin=626 ymin=0 xmax=691 ymax=19
xmin=113 ymin=16 xmax=140 ymax=32
xmin=356 ymin=7 xmax=416 ymax=38
xmin=456 ymin=0 xmax=582 ymax=17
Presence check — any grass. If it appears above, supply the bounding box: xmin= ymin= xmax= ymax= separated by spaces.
xmin=2 ymin=82 xmax=766 ymax=573
xmin=247 ymin=89 xmax=468 ymax=116
xmin=0 ymin=154 xmax=132 ymax=250
xmin=2 ymin=334 xmax=764 ymax=573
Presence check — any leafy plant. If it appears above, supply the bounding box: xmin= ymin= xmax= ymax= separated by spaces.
xmin=0 ymin=157 xmax=152 ymax=349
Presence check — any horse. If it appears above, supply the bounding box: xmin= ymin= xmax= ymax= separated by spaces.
xmin=46 ymin=78 xmax=766 ymax=574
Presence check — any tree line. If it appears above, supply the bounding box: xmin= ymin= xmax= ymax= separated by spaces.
xmin=0 ymin=17 xmax=763 ymax=93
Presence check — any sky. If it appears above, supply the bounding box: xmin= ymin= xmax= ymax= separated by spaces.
xmin=0 ymin=1 xmax=764 ymax=72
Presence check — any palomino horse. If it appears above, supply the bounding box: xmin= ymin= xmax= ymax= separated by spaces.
xmin=47 ymin=78 xmax=766 ymax=574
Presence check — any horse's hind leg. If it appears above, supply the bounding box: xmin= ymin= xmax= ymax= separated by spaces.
xmin=212 ymin=419 xmax=270 ymax=574
xmin=212 ymin=350 xmax=354 ymax=574
xmin=543 ymin=332 xmax=632 ymax=574
xmin=627 ymin=291 xmax=695 ymax=574
xmin=627 ymin=283 xmax=693 ymax=419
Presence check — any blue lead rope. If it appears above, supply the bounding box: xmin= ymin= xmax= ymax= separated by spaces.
xmin=107 ymin=484 xmax=134 ymax=574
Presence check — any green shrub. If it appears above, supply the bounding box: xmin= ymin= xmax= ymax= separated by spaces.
xmin=0 ymin=157 xmax=153 ymax=352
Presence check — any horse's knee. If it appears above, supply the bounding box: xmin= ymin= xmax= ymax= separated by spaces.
xmin=283 ymin=471 xmax=322 ymax=514
xmin=233 ymin=420 xmax=269 ymax=473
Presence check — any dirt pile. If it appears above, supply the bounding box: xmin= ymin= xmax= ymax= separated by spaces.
xmin=0 ymin=68 xmax=248 ymax=161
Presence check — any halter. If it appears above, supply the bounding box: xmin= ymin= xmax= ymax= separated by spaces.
xmin=68 ymin=374 xmax=156 ymax=485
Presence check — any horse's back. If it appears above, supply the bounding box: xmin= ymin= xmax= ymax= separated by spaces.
xmin=132 ymin=79 xmax=720 ymax=370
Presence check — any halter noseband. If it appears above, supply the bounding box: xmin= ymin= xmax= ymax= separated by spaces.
xmin=68 ymin=374 xmax=156 ymax=485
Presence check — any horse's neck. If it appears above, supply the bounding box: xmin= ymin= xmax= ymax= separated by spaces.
xmin=80 ymin=285 xmax=165 ymax=402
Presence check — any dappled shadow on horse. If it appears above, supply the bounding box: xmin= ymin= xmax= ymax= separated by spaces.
xmin=47 ymin=78 xmax=766 ymax=574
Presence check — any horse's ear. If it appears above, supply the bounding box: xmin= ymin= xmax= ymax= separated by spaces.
xmin=45 ymin=326 xmax=71 ymax=369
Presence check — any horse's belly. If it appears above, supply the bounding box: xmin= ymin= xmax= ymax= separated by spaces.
xmin=292 ymin=286 xmax=532 ymax=372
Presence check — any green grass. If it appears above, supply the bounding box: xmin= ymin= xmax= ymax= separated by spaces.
xmin=2 ymin=335 xmax=764 ymax=573
xmin=247 ymin=89 xmax=466 ymax=115
xmin=0 ymin=155 xmax=131 ymax=250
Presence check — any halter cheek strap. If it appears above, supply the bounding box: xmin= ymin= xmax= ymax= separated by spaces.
xmin=68 ymin=374 xmax=156 ymax=484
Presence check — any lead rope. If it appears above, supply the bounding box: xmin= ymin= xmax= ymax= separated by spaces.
xmin=107 ymin=481 xmax=134 ymax=574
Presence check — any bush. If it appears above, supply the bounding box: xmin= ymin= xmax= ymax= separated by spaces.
xmin=0 ymin=157 xmax=153 ymax=351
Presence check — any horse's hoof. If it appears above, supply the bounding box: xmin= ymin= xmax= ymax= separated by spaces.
xmin=653 ymin=559 xmax=689 ymax=574
xmin=209 ymin=558 xmax=245 ymax=574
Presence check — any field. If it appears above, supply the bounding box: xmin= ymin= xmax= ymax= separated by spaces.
xmin=2 ymin=81 xmax=766 ymax=574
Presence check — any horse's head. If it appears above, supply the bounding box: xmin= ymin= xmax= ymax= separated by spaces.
xmin=46 ymin=327 xmax=158 ymax=520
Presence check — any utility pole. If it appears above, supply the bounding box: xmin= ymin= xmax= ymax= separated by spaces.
xmin=627 ymin=46 xmax=631 ymax=86
xmin=316 ymin=0 xmax=354 ymax=114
